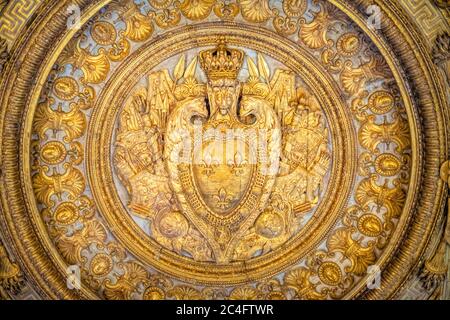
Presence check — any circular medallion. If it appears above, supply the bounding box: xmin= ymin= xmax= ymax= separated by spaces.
xmin=337 ymin=33 xmax=361 ymax=57
xmin=157 ymin=211 xmax=189 ymax=239
xmin=357 ymin=214 xmax=383 ymax=237
xmin=375 ymin=154 xmax=402 ymax=177
xmin=53 ymin=77 xmax=79 ymax=101
xmin=255 ymin=211 xmax=285 ymax=239
xmin=91 ymin=21 xmax=117 ymax=46
xmin=90 ymin=253 xmax=113 ymax=277
xmin=368 ymin=91 xmax=395 ymax=115
xmin=318 ymin=262 xmax=342 ymax=286
xmin=54 ymin=202 xmax=79 ymax=225
xmin=40 ymin=141 xmax=67 ymax=165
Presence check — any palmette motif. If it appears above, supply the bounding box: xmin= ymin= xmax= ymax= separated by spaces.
xmin=177 ymin=0 xmax=215 ymax=20
xmin=238 ymin=0 xmax=276 ymax=23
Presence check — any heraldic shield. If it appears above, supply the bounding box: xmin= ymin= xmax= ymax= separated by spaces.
xmin=164 ymin=43 xmax=281 ymax=262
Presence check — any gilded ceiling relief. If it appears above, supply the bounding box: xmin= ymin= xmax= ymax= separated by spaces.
xmin=112 ymin=45 xmax=331 ymax=264
xmin=0 ymin=0 xmax=448 ymax=301
xmin=26 ymin=0 xmax=413 ymax=299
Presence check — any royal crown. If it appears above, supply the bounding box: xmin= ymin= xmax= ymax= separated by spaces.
xmin=199 ymin=41 xmax=244 ymax=81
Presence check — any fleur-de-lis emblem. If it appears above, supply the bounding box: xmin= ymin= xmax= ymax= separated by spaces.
xmin=200 ymin=152 xmax=218 ymax=177
xmin=228 ymin=152 xmax=247 ymax=176
xmin=213 ymin=188 xmax=233 ymax=209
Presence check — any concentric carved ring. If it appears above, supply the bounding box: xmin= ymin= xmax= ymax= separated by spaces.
xmin=87 ymin=25 xmax=355 ymax=284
